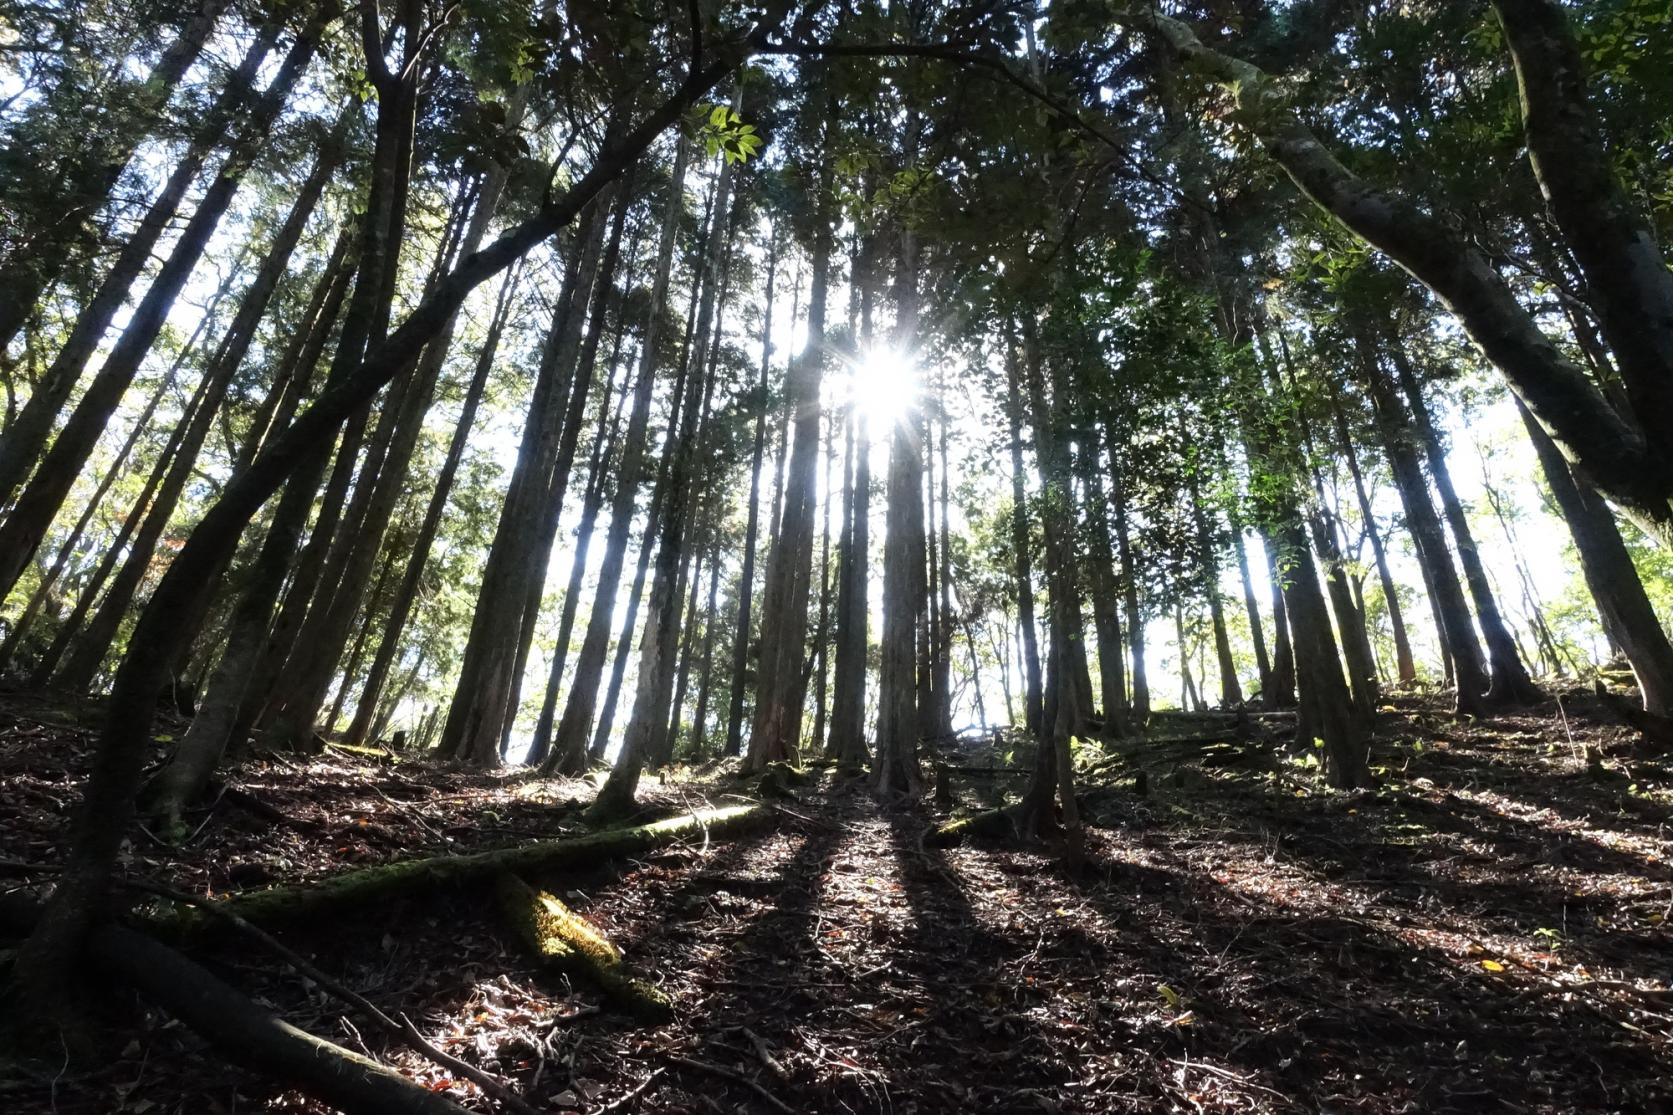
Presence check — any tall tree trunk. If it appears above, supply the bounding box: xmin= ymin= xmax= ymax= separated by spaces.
xmin=544 ymin=136 xmax=691 ymax=776
xmin=1229 ymin=518 xmax=1271 ymax=699
xmin=873 ymin=224 xmax=925 ymax=797
xmin=744 ymin=181 xmax=831 ymax=772
xmin=592 ymin=130 xmax=737 ymax=817
xmin=1189 ymin=472 xmax=1243 ymax=706
xmin=0 ymin=16 xmax=327 ymax=600
xmin=1519 ymin=400 xmax=1673 ymax=714
xmin=0 ymin=16 xmax=283 ymax=502
xmin=496 ymin=173 xmax=641 ymax=762
xmin=1005 ymin=339 xmax=1045 ymax=736
xmin=810 ymin=410 xmax=837 ymax=756
xmin=1105 ymin=426 xmax=1151 ymax=720
xmin=1357 ymin=336 xmax=1489 ymax=714
xmin=344 ymin=264 xmax=523 ymax=746
xmin=527 ymin=333 xmax=636 ymax=767
xmin=438 ymin=183 xmax=616 ymax=765
xmin=721 ymin=230 xmax=778 ymax=757
xmin=1077 ymin=427 xmax=1128 ymax=735
xmin=689 ymin=535 xmax=724 ymax=756
xmin=1016 ymin=318 xmax=1085 ymax=846
xmin=1327 ymin=382 xmax=1416 ymax=684
xmin=1384 ymin=334 xmax=1541 ymax=704
xmin=827 ymin=240 xmax=874 ymax=767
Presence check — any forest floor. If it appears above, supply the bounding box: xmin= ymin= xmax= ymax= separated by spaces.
xmin=2 ymin=690 xmax=1672 ymax=1114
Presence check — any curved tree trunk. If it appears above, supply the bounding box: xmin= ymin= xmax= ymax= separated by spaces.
xmin=1123 ymin=6 xmax=1673 ymax=546
xmin=1491 ymin=0 xmax=1673 ymax=441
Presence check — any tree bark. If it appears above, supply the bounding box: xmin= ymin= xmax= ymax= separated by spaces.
xmin=1327 ymin=380 xmax=1416 ymax=684
xmin=872 ymin=223 xmax=925 ymax=797
xmin=722 ymin=230 xmax=778 ymax=757
xmin=745 ymin=178 xmax=830 ymax=771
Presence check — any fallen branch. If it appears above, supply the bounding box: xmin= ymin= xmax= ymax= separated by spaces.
xmin=665 ymin=1054 xmax=796 ymax=1114
xmin=88 ymin=923 xmax=473 ymax=1115
xmin=494 ymin=872 xmax=672 ymax=1023
xmin=186 ymin=804 xmax=769 ymax=928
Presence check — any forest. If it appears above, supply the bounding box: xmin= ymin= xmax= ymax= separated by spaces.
xmin=0 ymin=0 xmax=1671 ymax=1110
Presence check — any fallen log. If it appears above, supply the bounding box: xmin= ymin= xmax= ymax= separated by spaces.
xmin=494 ymin=872 xmax=672 ymax=1023
xmin=88 ymin=923 xmax=472 ymax=1115
xmin=203 ymin=804 xmax=769 ymax=927
xmin=923 ymin=807 xmax=1019 ymax=848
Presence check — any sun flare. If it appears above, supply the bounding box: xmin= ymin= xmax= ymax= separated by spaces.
xmin=844 ymin=346 xmax=920 ymax=429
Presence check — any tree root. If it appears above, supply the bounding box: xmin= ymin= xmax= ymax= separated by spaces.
xmin=494 ymin=872 xmax=672 ymax=1023
xmin=87 ymin=923 xmax=473 ymax=1115
xmin=1593 ymin=681 xmax=1673 ymax=751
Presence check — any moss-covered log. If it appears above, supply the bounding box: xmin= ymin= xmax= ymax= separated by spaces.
xmin=202 ymin=804 xmax=768 ymax=928
xmin=923 ymin=807 xmax=1019 ymax=848
xmin=493 ymin=872 xmax=672 ymax=1023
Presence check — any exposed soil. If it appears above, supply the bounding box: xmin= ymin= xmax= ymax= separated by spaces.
xmin=2 ymin=690 xmax=1671 ymax=1114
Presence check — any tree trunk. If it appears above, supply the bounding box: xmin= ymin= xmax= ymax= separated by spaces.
xmin=1005 ymin=339 xmax=1045 ymax=736
xmin=0 ymin=16 xmax=326 ymax=601
xmin=1189 ymin=472 xmax=1243 ymax=706
xmin=528 ymin=333 xmax=636 ymax=767
xmin=345 ymin=264 xmax=522 ymax=746
xmin=872 ymin=212 xmax=927 ymax=797
xmin=544 ymin=138 xmax=691 ymax=777
xmin=436 ymin=185 xmax=614 ymax=764
xmin=1385 ymin=334 xmax=1540 ymax=704
xmin=745 ymin=180 xmax=830 ymax=772
xmin=1328 ymin=381 xmax=1416 ymax=685
xmin=1105 ymin=426 xmax=1150 ymax=720
xmin=1016 ymin=321 xmax=1086 ymax=845
xmin=1520 ymin=399 xmax=1673 ymax=714
xmin=721 ymin=231 xmax=779 ymax=758
xmin=1077 ymin=427 xmax=1128 ymax=734
xmin=1491 ymin=0 xmax=1673 ymax=443
xmin=1358 ymin=336 xmax=1489 ymax=714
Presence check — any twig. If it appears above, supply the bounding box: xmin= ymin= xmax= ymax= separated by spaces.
xmin=1169 ymin=1057 xmax=1293 ymax=1104
xmin=598 ymin=1067 xmax=665 ymax=1114
xmin=741 ymin=1026 xmax=791 ymax=1083
xmin=665 ymin=1054 xmax=797 ymax=1114
xmin=135 ymin=881 xmax=540 ymax=1115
